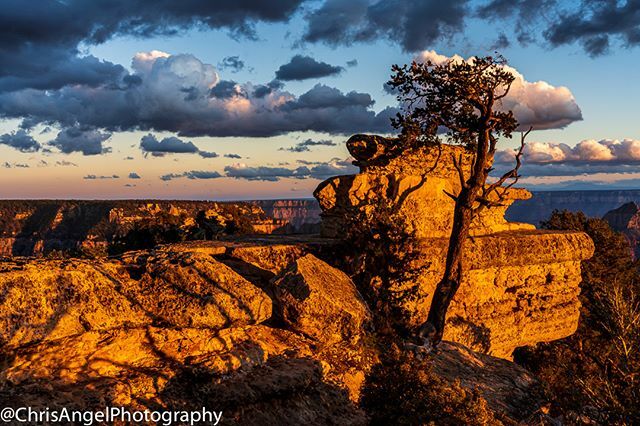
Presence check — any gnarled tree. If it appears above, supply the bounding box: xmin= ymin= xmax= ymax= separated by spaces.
xmin=387 ymin=55 xmax=530 ymax=347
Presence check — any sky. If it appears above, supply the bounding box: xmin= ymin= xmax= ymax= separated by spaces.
xmin=2 ymin=0 xmax=640 ymax=199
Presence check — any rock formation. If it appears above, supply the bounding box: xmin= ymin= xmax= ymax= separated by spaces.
xmin=603 ymin=201 xmax=640 ymax=259
xmin=0 ymin=134 xmax=597 ymax=423
xmin=314 ymin=134 xmax=594 ymax=358
xmin=0 ymin=238 xmax=548 ymax=423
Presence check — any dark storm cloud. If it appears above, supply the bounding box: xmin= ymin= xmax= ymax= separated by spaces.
xmin=140 ymin=134 xmax=218 ymax=158
xmin=275 ymin=55 xmax=344 ymax=81
xmin=0 ymin=52 xmax=397 ymax=137
xmin=0 ymin=130 xmax=41 ymax=152
xmin=0 ymin=0 xmax=305 ymax=92
xmin=252 ymin=80 xmax=284 ymax=98
xmin=219 ymin=56 xmax=245 ymax=72
xmin=543 ymin=0 xmax=640 ymax=56
xmin=49 ymin=127 xmax=111 ymax=155
xmin=302 ymin=0 xmax=469 ymax=52
xmin=280 ymin=138 xmax=336 ymax=152
xmin=140 ymin=134 xmax=199 ymax=154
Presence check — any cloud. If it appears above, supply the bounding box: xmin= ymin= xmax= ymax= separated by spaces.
xmin=218 ymin=56 xmax=245 ymax=73
xmin=224 ymin=153 xmax=242 ymax=159
xmin=49 ymin=127 xmax=111 ymax=155
xmin=302 ymin=0 xmax=468 ymax=52
xmin=140 ymin=134 xmax=199 ymax=154
xmin=275 ymin=55 xmax=344 ymax=81
xmin=495 ymin=139 xmax=640 ymax=178
xmin=2 ymin=162 xmax=29 ymax=168
xmin=224 ymin=158 xmax=357 ymax=181
xmin=0 ymin=129 xmax=40 ymax=152
xmin=280 ymin=138 xmax=337 ymax=152
xmin=0 ymin=1 xmax=305 ymax=92
xmin=160 ymin=170 xmax=222 ymax=181
xmin=55 ymin=160 xmax=78 ymax=167
xmin=128 ymin=172 xmax=141 ymax=179
xmin=0 ymin=52 xmax=395 ymax=137
xmin=543 ymin=1 xmax=640 ymax=56
xmin=140 ymin=133 xmax=217 ymax=158
xmin=84 ymin=174 xmax=119 ymax=180
xmin=413 ymin=51 xmax=583 ymax=130
xmin=346 ymin=59 xmax=358 ymax=67
xmin=498 ymin=139 xmax=640 ymax=165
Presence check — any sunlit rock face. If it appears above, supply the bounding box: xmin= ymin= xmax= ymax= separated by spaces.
xmin=314 ymin=134 xmax=595 ymax=358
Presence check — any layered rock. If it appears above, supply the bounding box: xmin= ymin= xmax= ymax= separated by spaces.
xmin=0 ymin=237 xmax=551 ymax=423
xmin=314 ymin=134 xmax=595 ymax=358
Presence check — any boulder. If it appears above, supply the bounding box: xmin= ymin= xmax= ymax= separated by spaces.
xmin=272 ymin=254 xmax=371 ymax=345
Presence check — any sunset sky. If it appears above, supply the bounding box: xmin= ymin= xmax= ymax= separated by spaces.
xmin=2 ymin=0 xmax=640 ymax=199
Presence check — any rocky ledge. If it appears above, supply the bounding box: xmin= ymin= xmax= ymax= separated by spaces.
xmin=1 ymin=238 xmax=549 ymax=423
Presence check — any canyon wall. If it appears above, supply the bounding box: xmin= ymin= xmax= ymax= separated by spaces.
xmin=0 ymin=199 xmax=320 ymax=257
xmin=506 ymin=190 xmax=640 ymax=225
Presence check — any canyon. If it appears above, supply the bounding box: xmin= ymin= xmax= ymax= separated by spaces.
xmin=0 ymin=135 xmax=597 ymax=423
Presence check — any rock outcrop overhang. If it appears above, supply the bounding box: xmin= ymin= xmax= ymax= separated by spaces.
xmin=315 ymin=134 xmax=595 ymax=358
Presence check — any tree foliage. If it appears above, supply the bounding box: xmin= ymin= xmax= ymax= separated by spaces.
xmin=516 ymin=210 xmax=640 ymax=424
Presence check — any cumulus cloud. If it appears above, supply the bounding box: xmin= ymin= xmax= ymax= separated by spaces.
xmin=302 ymin=0 xmax=468 ymax=52
xmin=280 ymin=138 xmax=337 ymax=152
xmin=275 ymin=55 xmax=344 ymax=81
xmin=495 ymin=139 xmax=640 ymax=178
xmin=0 ymin=129 xmax=40 ymax=152
xmin=0 ymin=52 xmax=395 ymax=137
xmin=140 ymin=134 xmax=218 ymax=158
xmin=49 ymin=127 xmax=111 ymax=155
xmin=497 ymin=139 xmax=640 ymax=165
xmin=413 ymin=51 xmax=582 ymax=130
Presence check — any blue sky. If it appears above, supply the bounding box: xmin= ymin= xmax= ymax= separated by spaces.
xmin=1 ymin=0 xmax=640 ymax=198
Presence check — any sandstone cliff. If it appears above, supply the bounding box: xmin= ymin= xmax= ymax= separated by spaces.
xmin=314 ymin=134 xmax=594 ymax=358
